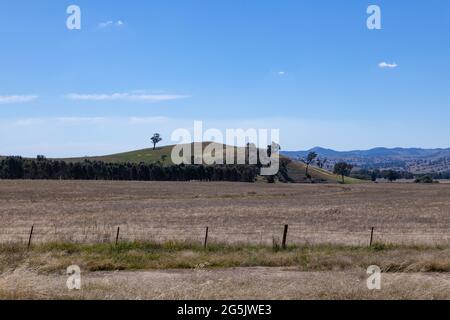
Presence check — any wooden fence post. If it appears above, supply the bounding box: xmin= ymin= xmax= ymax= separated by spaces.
xmin=115 ymin=227 xmax=120 ymax=245
xmin=204 ymin=227 xmax=209 ymax=249
xmin=369 ymin=227 xmax=375 ymax=247
xmin=27 ymin=225 xmax=34 ymax=249
xmin=282 ymin=225 xmax=289 ymax=250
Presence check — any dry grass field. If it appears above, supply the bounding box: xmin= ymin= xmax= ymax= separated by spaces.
xmin=0 ymin=180 xmax=449 ymax=300
xmin=2 ymin=267 xmax=450 ymax=300
xmin=0 ymin=180 xmax=449 ymax=245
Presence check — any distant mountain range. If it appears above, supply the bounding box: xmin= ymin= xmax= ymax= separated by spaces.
xmin=282 ymin=147 xmax=450 ymax=174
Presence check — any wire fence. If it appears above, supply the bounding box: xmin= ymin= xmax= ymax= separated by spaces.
xmin=1 ymin=223 xmax=449 ymax=247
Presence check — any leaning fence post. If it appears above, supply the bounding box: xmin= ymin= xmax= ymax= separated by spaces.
xmin=204 ymin=227 xmax=209 ymax=249
xmin=282 ymin=225 xmax=289 ymax=250
xmin=115 ymin=227 xmax=120 ymax=245
xmin=27 ymin=225 xmax=34 ymax=249
xmin=369 ymin=227 xmax=375 ymax=247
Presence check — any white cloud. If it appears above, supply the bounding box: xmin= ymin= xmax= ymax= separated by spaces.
xmin=66 ymin=92 xmax=187 ymax=102
xmin=378 ymin=62 xmax=398 ymax=69
xmin=278 ymin=71 xmax=286 ymax=75
xmin=7 ymin=116 xmax=169 ymax=127
xmin=56 ymin=117 xmax=108 ymax=124
xmin=0 ymin=95 xmax=38 ymax=104
xmin=128 ymin=116 xmax=169 ymax=125
xmin=98 ymin=20 xmax=124 ymax=28
xmin=9 ymin=117 xmax=107 ymax=126
xmin=98 ymin=21 xmax=113 ymax=28
xmin=13 ymin=118 xmax=44 ymax=126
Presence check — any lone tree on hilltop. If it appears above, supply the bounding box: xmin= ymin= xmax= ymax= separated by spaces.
xmin=151 ymin=133 xmax=163 ymax=150
xmin=333 ymin=161 xmax=353 ymax=184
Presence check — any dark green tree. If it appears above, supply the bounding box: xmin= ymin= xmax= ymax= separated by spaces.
xmin=333 ymin=161 xmax=353 ymax=184
xmin=384 ymin=169 xmax=400 ymax=182
xmin=305 ymin=151 xmax=318 ymax=178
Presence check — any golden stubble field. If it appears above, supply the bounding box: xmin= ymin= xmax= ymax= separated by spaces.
xmin=1 ymin=180 xmax=450 ymax=300
xmin=0 ymin=180 xmax=449 ymax=246
xmin=2 ymin=267 xmax=450 ymax=300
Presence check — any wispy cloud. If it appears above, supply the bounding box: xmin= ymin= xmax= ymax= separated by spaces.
xmin=378 ymin=62 xmax=398 ymax=69
xmin=56 ymin=117 xmax=108 ymax=124
xmin=13 ymin=118 xmax=44 ymax=126
xmin=128 ymin=116 xmax=169 ymax=125
xmin=99 ymin=21 xmax=113 ymax=28
xmin=8 ymin=116 xmax=170 ymax=127
xmin=66 ymin=92 xmax=187 ymax=102
xmin=10 ymin=117 xmax=107 ymax=126
xmin=98 ymin=20 xmax=124 ymax=28
xmin=0 ymin=95 xmax=38 ymax=104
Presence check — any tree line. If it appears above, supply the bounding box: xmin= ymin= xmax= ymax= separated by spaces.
xmin=348 ymin=168 xmax=448 ymax=182
xmin=0 ymin=156 xmax=261 ymax=182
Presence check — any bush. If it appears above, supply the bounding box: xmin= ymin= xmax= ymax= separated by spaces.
xmin=414 ymin=176 xmax=437 ymax=184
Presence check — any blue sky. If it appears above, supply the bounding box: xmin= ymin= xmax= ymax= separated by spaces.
xmin=1 ymin=0 xmax=449 ymax=157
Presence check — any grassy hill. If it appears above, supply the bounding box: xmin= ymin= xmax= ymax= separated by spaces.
xmin=2 ymin=143 xmax=363 ymax=184
xmin=60 ymin=145 xmax=175 ymax=164
xmin=59 ymin=143 xmax=246 ymax=165
xmin=58 ymin=143 xmax=361 ymax=184
xmin=285 ymin=161 xmax=362 ymax=184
